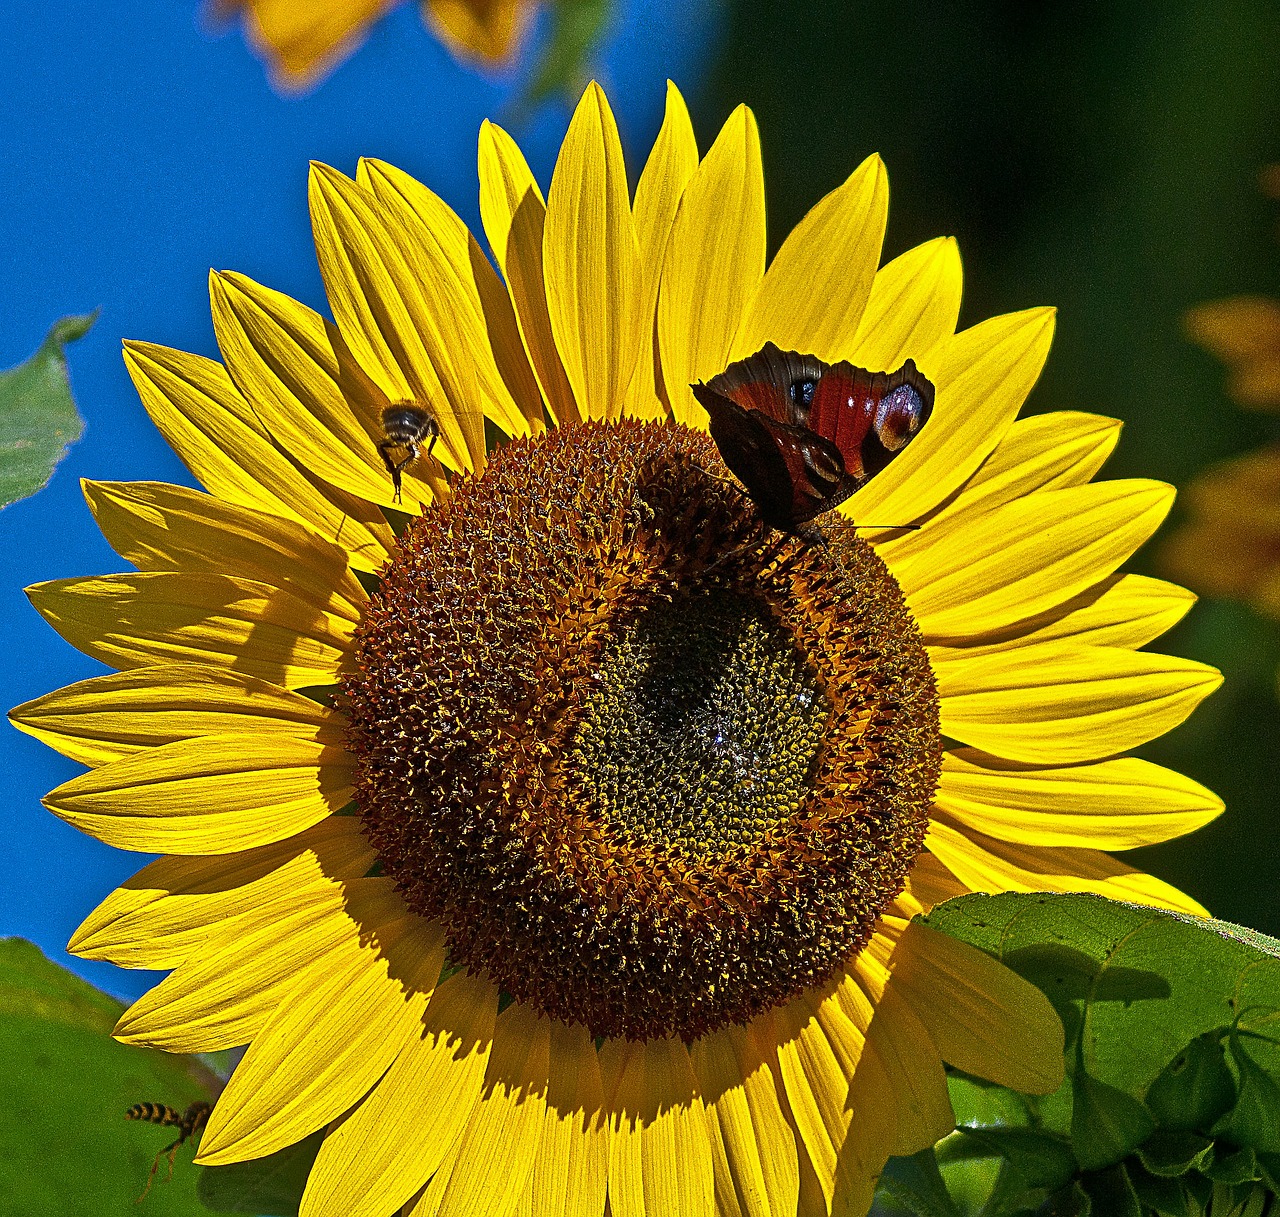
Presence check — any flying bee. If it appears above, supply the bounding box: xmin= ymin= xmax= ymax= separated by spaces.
xmin=125 ymin=1100 xmax=211 ymax=1201
xmin=378 ymin=401 xmax=441 ymax=503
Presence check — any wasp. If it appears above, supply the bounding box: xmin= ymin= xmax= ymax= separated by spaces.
xmin=125 ymin=1100 xmax=211 ymax=1201
xmin=378 ymin=401 xmax=441 ymax=503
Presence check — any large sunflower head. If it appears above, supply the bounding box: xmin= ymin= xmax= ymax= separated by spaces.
xmin=13 ymin=81 xmax=1225 ymax=1217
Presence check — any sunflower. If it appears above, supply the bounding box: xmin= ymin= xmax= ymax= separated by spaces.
xmin=13 ymin=82 xmax=1224 ymax=1217
xmin=210 ymin=0 xmax=534 ymax=91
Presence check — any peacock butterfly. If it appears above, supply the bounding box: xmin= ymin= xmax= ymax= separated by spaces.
xmin=692 ymin=342 xmax=935 ymax=538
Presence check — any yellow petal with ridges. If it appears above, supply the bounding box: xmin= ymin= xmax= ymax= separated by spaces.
xmin=735 ymin=154 xmax=888 ymax=364
xmin=8 ymin=663 xmax=341 ymax=768
xmin=43 ymin=733 xmax=353 ymax=855
xmin=309 ymin=163 xmax=490 ymax=472
xmin=847 ymin=236 xmax=963 ymax=371
xmin=927 ymin=574 xmax=1196 ymax=660
xmin=115 ymin=876 xmax=402 ymax=1051
xmin=933 ymin=748 xmax=1223 ymax=848
xmin=478 ymin=120 xmax=579 ymax=424
xmin=360 ymin=157 xmax=546 ymax=433
xmin=197 ymin=911 xmax=445 ymax=1165
xmin=890 ymin=853 xmax=970 ymax=921
xmin=691 ymin=1024 xmax=799 ymax=1217
xmin=894 ymin=479 xmax=1174 ymax=638
xmin=935 ymin=641 xmax=1222 ymax=764
xmin=528 ymin=1020 xmax=608 ymax=1217
xmin=27 ymin=572 xmax=354 ymax=690
xmin=828 ymin=1037 xmax=897 ymax=1217
xmin=544 ymin=83 xmax=641 ymax=422
xmin=121 ymin=341 xmax=391 ymax=571
xmin=865 ymin=984 xmax=954 ymax=1157
xmin=432 ymin=1002 xmax=550 ymax=1217
xmin=629 ymin=80 xmax=698 ymax=419
xmin=848 ymin=307 xmax=1055 ymax=526
xmin=658 ymin=104 xmax=765 ymax=427
xmin=300 ymin=969 xmax=498 ymax=1217
xmin=607 ymin=1036 xmax=714 ymax=1217
xmin=209 ymin=269 xmax=438 ymax=509
xmin=926 ymin=818 xmax=1209 ymax=915
xmin=69 ymin=816 xmax=372 ymax=969
xmin=876 ymin=410 xmax=1123 ymax=567
xmin=83 ymin=480 xmax=366 ymax=617
xmin=888 ymin=920 xmax=1065 ymax=1094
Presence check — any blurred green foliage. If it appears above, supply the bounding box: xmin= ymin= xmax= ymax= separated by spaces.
xmin=706 ymin=0 xmax=1280 ymax=936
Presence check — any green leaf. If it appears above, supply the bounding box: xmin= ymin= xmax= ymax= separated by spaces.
xmin=1137 ymin=1130 xmax=1215 ymax=1178
xmin=1200 ymin=1144 xmax=1260 ymax=1185
xmin=1144 ymin=1030 xmax=1236 ymax=1132
xmin=1078 ymin=1164 xmax=1142 ymax=1217
xmin=0 ymin=312 xmax=95 ymax=507
xmin=921 ymin=895 xmax=1280 ymax=1150
xmin=197 ymin=1131 xmax=322 ymax=1216
xmin=1071 ymin=1070 xmax=1156 ymax=1170
xmin=521 ymin=0 xmax=612 ymax=108
xmin=946 ymin=1072 xmax=1035 ymax=1128
xmin=959 ymin=1128 xmax=1078 ymax=1192
xmin=1128 ymin=1162 xmax=1197 ymax=1217
xmin=0 ymin=937 xmax=225 ymax=1216
xmin=1040 ymin=1179 xmax=1093 ymax=1215
xmin=876 ymin=1148 xmax=964 ymax=1217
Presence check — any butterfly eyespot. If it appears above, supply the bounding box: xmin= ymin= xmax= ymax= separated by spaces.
xmin=790 ymin=380 xmax=817 ymax=410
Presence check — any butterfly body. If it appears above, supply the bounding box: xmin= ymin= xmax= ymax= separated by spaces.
xmin=693 ymin=343 xmax=935 ymax=536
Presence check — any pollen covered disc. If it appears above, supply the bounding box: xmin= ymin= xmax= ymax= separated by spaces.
xmin=344 ymin=419 xmax=940 ymax=1041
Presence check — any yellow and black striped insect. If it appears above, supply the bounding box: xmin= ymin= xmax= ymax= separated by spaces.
xmin=125 ymin=1101 xmax=211 ymax=1201
xmin=378 ymin=401 xmax=441 ymax=503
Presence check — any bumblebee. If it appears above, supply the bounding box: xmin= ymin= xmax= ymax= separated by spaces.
xmin=378 ymin=402 xmax=440 ymax=502
xmin=125 ymin=1100 xmax=211 ymax=1201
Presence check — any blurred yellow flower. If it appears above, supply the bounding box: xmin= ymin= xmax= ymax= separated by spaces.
xmin=211 ymin=0 xmax=535 ymax=91
xmin=12 ymin=83 xmax=1224 ymax=1217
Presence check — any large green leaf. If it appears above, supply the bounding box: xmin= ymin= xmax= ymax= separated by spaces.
xmin=0 ymin=937 xmax=225 ymax=1216
xmin=0 ymin=312 xmax=95 ymax=508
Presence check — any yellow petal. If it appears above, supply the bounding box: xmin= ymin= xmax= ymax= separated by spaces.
xmin=432 ymin=1002 xmax=550 ymax=1217
xmin=888 ymin=920 xmax=1064 ymax=1094
xmin=209 ymin=269 xmax=439 ymax=510
xmin=926 ymin=818 xmax=1209 ymax=915
xmin=83 ymin=480 xmax=366 ymax=617
xmin=543 ymin=82 xmax=641 ymax=422
xmin=735 ymin=154 xmax=888 ymax=363
xmin=933 ymin=748 xmax=1223 ymax=849
xmin=606 ymin=1036 xmax=715 ymax=1217
xmin=848 ymin=307 xmax=1056 ymax=526
xmin=847 ymin=236 xmax=964 ymax=371
xmin=197 ymin=911 xmax=445 ymax=1164
xmin=69 ymin=816 xmax=372 ymax=969
xmin=1185 ymin=295 xmax=1280 ymax=363
xmin=925 ymin=573 xmax=1197 ymax=658
xmin=43 ymin=733 xmax=353 ymax=855
xmin=875 ymin=410 xmax=1123 ymax=568
xmin=122 ymin=341 xmax=391 ymax=572
xmin=8 ymin=663 xmax=341 ymax=767
xmin=309 ymin=163 xmax=487 ymax=473
xmin=528 ymin=1020 xmax=608 ymax=1217
xmin=657 ymin=104 xmax=765 ymax=426
xmin=629 ymin=81 xmax=699 ymax=419
xmin=360 ymin=157 xmax=546 ymax=433
xmin=424 ymin=0 xmax=529 ymax=64
xmin=690 ymin=1024 xmax=799 ymax=1217
xmin=27 ymin=572 xmax=354 ymax=690
xmin=301 ymin=969 xmax=499 ymax=1217
xmin=864 ymin=983 xmax=953 ymax=1157
xmin=935 ymin=641 xmax=1222 ymax=764
xmin=115 ymin=876 xmax=403 ymax=1051
xmin=829 ymin=1037 xmax=897 ymax=1217
xmin=895 ymin=479 xmax=1174 ymax=639
xmin=231 ymin=0 xmax=391 ymax=91
xmin=478 ymin=120 xmax=580 ymax=424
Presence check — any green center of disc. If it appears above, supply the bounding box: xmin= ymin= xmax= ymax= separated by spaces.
xmin=565 ymin=590 xmax=831 ymax=858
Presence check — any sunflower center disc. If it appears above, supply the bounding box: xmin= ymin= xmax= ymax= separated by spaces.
xmin=345 ymin=419 xmax=941 ymax=1041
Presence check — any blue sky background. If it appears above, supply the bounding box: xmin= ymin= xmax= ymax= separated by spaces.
xmin=0 ymin=0 xmax=717 ymax=1000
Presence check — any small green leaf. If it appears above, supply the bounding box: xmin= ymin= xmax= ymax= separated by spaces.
xmin=1200 ymin=1144 xmax=1260 ymax=1185
xmin=1070 ymin=1070 xmax=1155 ymax=1170
xmin=0 ymin=312 xmax=95 ymax=507
xmin=1137 ymin=1130 xmax=1215 ymax=1177
xmin=1040 ymin=1179 xmax=1093 ymax=1215
xmin=1078 ymin=1164 xmax=1142 ymax=1217
xmin=876 ymin=1148 xmax=964 ymax=1217
xmin=946 ymin=1072 xmax=1035 ymax=1128
xmin=197 ymin=1131 xmax=322 ymax=1216
xmin=1255 ymin=1151 xmax=1280 ymax=1192
xmin=0 ymin=937 xmax=224 ymax=1216
xmin=1144 ymin=1030 xmax=1236 ymax=1132
xmin=957 ymin=1128 xmax=1078 ymax=1192
xmin=1214 ymin=1030 xmax=1280 ymax=1153
xmin=1128 ymin=1162 xmax=1197 ymax=1217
